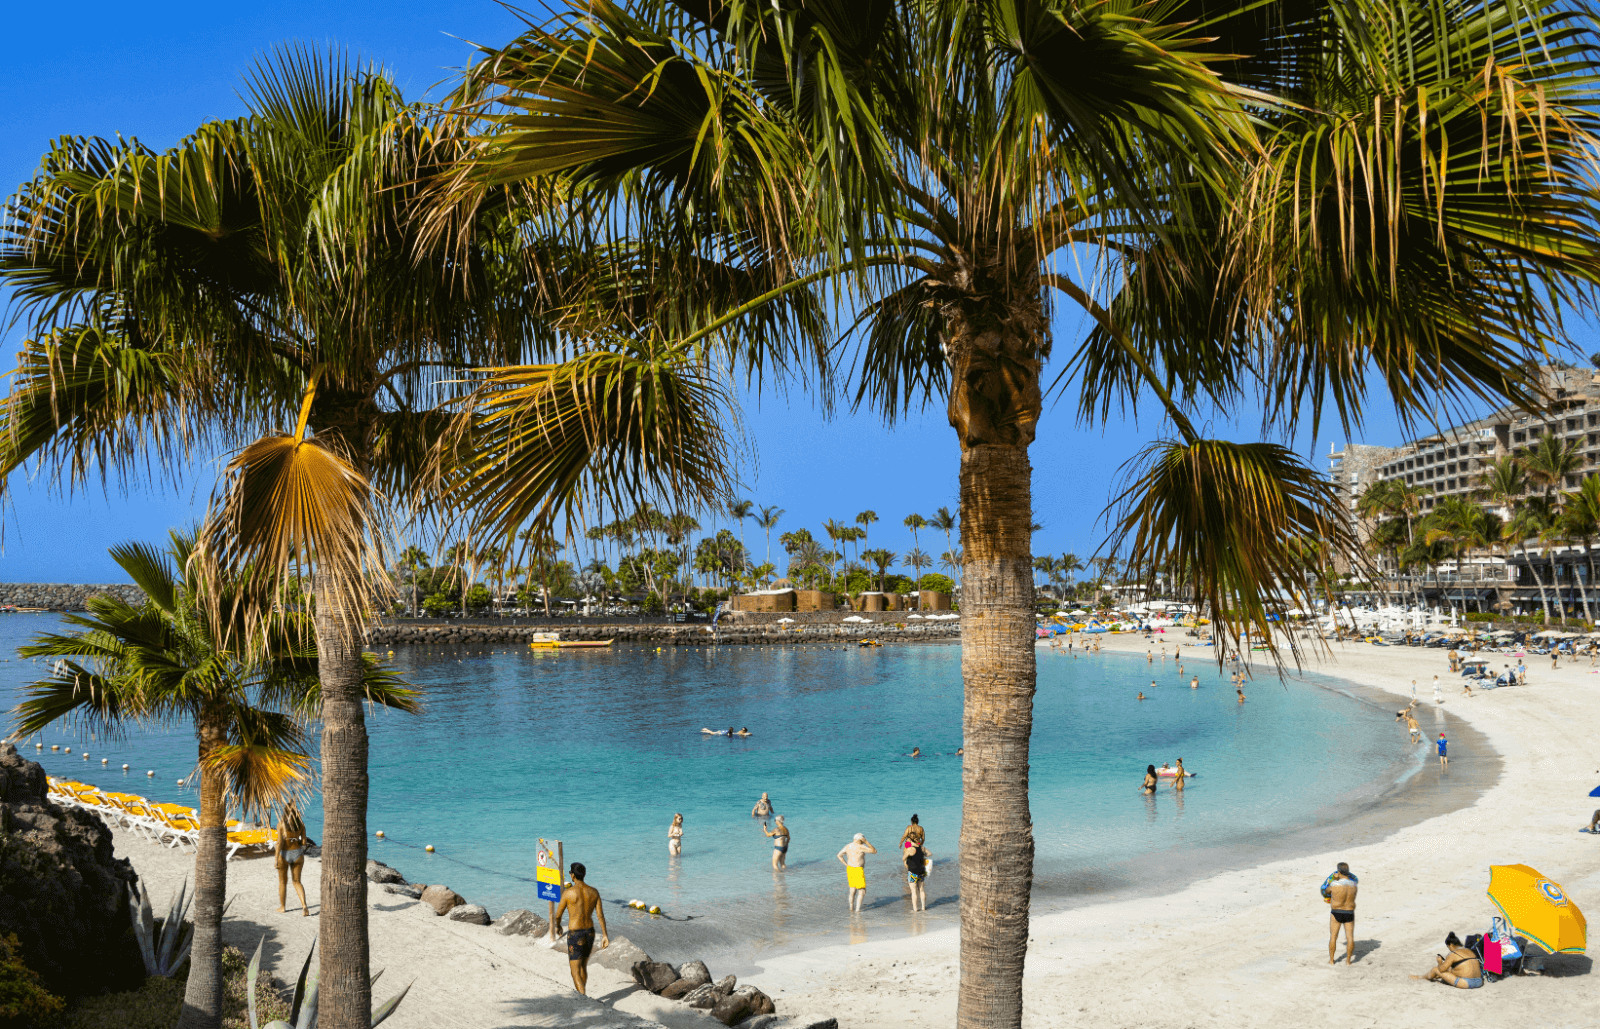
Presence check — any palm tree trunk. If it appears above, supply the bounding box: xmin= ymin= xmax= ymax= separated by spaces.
xmin=314 ymin=567 xmax=372 ymax=1029
xmin=1527 ymin=544 xmax=1553 ymax=623
xmin=176 ymin=705 xmax=229 ymax=1029
xmin=1577 ymin=542 xmax=1594 ymax=625
xmin=946 ymin=294 xmax=1044 ymax=1029
xmin=956 ymin=441 xmax=1035 ymax=1029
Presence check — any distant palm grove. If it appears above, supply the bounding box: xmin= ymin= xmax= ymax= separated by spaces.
xmin=3 ymin=2 xmax=1599 ymax=1028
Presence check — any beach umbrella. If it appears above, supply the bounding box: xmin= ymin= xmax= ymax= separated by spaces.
xmin=1487 ymin=865 xmax=1586 ymax=954
xmin=1536 ymin=630 xmax=1565 ymax=639
xmin=1590 ymin=784 xmax=1600 ymax=798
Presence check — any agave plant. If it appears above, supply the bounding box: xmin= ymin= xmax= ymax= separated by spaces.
xmin=248 ymin=937 xmax=410 ymax=1029
xmin=129 ymin=879 xmax=193 ymax=977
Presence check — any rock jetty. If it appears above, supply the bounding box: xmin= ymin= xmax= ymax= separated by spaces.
xmin=0 ymin=583 xmax=145 ymax=612
xmin=365 ymin=621 xmax=958 ymax=647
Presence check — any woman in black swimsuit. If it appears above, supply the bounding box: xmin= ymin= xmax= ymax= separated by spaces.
xmin=1141 ymin=765 xmax=1158 ymax=794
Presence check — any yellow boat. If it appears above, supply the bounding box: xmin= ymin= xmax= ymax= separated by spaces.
xmin=527 ymin=633 xmax=614 ymax=649
xmin=859 ymin=639 xmax=882 ymax=647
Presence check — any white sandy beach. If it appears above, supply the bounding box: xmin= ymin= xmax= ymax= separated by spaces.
xmin=110 ymin=636 xmax=1600 ymax=1029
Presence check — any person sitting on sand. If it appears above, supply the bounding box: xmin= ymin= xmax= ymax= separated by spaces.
xmin=552 ymin=862 xmax=609 ymax=995
xmin=275 ymin=802 xmax=315 ymax=916
xmin=751 ymin=792 xmax=774 ymax=817
xmin=1586 ymin=809 xmax=1600 ymax=833
xmin=1415 ymin=933 xmax=1483 ymax=989
xmin=1141 ymin=765 xmax=1157 ymax=794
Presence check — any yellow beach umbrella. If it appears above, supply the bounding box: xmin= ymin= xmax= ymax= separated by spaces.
xmin=1488 ymin=864 xmax=1586 ymax=954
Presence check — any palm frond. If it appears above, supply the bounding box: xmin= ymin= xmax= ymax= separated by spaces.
xmin=10 ymin=667 xmax=140 ymax=740
xmin=1109 ymin=438 xmax=1365 ymax=662
xmin=437 ymin=341 xmax=736 ymax=551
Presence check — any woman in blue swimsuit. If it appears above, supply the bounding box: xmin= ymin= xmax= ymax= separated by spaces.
xmin=763 ymin=815 xmax=789 ymax=870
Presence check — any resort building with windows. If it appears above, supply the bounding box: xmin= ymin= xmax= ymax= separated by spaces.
xmin=1329 ymin=365 xmax=1600 ymax=617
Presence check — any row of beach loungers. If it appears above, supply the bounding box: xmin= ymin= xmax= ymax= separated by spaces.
xmin=47 ymin=777 xmax=276 ymax=861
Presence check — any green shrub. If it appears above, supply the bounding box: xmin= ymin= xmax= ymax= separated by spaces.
xmin=918 ymin=573 xmax=956 ymax=594
xmin=0 ymin=934 xmax=66 ymax=1029
xmin=64 ymin=945 xmax=288 ymax=1029
xmin=642 ymin=592 xmax=665 ymax=615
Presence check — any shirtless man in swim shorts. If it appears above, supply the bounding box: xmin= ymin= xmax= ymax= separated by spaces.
xmin=837 ymin=833 xmax=877 ymax=912
xmin=751 ymin=792 xmax=774 ymax=817
xmin=1324 ymin=863 xmax=1357 ymax=964
xmin=1405 ymin=712 xmax=1422 ymax=744
xmin=552 ymin=862 xmax=608 ymax=995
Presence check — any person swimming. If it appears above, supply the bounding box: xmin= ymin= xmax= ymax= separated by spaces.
xmin=909 ymin=747 xmax=921 ymax=758
xmin=736 ymin=727 xmax=751 ymax=736
xmin=1137 ymin=692 xmax=1147 ymax=701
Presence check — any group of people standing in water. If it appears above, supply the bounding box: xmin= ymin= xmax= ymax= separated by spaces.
xmin=665 ymin=795 xmax=935 ymax=913
xmin=1140 ymin=758 xmax=1190 ymax=794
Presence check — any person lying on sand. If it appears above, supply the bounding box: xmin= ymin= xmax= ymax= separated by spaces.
xmin=1585 ymin=809 xmax=1600 ymax=833
xmin=1414 ymin=933 xmax=1483 ymax=989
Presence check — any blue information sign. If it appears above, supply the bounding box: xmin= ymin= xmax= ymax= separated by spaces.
xmin=537 ymin=881 xmax=561 ymax=902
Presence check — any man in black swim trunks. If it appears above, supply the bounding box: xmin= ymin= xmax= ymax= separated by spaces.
xmin=1323 ymin=863 xmax=1358 ymax=965
xmin=552 ymin=862 xmax=609 ymax=994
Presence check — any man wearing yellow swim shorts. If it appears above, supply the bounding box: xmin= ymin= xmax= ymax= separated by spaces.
xmin=837 ymin=833 xmax=878 ymax=912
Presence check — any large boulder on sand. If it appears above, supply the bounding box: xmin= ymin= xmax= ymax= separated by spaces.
xmin=420 ymin=884 xmax=465 ymax=916
xmin=0 ymin=742 xmax=140 ymax=997
xmin=659 ymin=959 xmax=712 ymax=998
xmin=710 ymin=992 xmax=752 ymax=1026
xmin=593 ymin=934 xmax=647 ymax=972
xmin=382 ymin=883 xmax=422 ymax=899
xmin=631 ymin=960 xmax=680 ymax=993
xmin=492 ymin=908 xmax=549 ymax=937
xmin=447 ymin=903 xmax=490 ymax=925
xmin=735 ymin=985 xmax=776 ymax=1017
xmin=366 ymin=859 xmax=406 ymax=884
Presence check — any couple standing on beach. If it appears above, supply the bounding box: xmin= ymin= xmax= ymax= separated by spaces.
xmin=837 ymin=815 xmax=933 ymax=913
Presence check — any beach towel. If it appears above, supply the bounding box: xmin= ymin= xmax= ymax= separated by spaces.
xmin=1483 ymin=938 xmax=1502 ymax=975
xmin=847 ymin=866 xmax=866 ymax=889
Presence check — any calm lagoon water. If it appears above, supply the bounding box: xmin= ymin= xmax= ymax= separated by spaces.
xmin=1 ymin=615 xmax=1446 ymax=967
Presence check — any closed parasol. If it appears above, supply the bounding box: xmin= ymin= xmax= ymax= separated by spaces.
xmin=1487 ymin=864 xmax=1586 ymax=954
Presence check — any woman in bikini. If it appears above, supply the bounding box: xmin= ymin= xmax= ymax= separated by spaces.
xmin=1416 ymin=933 xmax=1484 ymax=989
xmin=668 ymin=813 xmax=684 ymax=856
xmin=1174 ymin=757 xmax=1186 ymax=792
xmin=275 ymin=802 xmax=315 ymax=915
xmin=763 ymin=815 xmax=789 ymax=869
xmin=1141 ymin=765 xmax=1158 ymax=794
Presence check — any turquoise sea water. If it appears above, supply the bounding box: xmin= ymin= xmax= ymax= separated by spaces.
xmin=1 ymin=615 xmax=1442 ymax=966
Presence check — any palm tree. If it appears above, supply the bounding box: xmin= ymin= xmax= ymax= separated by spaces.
xmin=440 ymin=3 xmax=1600 ymax=1024
xmin=1560 ymin=476 xmax=1600 ymax=623
xmin=1525 ymin=435 xmax=1586 ymax=619
xmin=1032 ymin=555 xmax=1055 ymax=596
xmin=903 ymin=513 xmax=928 ymax=554
xmin=1421 ymin=497 xmax=1492 ymax=617
xmin=931 ymin=506 xmax=958 ymax=561
xmin=727 ymin=499 xmax=755 ymax=574
xmin=11 ymin=532 xmax=417 ymax=1029
xmin=821 ymin=518 xmax=850 ymax=582
xmin=906 ymin=547 xmax=931 ymax=589
xmin=1060 ymin=553 xmax=1083 ymax=597
xmin=0 ymin=48 xmax=563 ymax=1026
xmin=855 ymin=511 xmax=879 ymax=556
xmin=756 ymin=506 xmax=785 ymax=569
xmin=941 ymin=548 xmax=964 ymax=583
xmin=1510 ymin=499 xmax=1559 ymax=623
xmin=399 ymin=545 xmax=430 ymax=617
xmin=863 ymin=548 xmax=899 ymax=594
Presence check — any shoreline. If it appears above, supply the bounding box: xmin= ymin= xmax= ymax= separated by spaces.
xmin=99 ymin=632 xmax=1600 ymax=1028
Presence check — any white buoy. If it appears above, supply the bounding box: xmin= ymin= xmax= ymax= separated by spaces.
xmin=176 ymin=779 xmax=184 ymax=785
xmin=101 ymin=759 xmax=108 ymax=765
xmin=375 ymin=830 xmax=385 ymax=838
xmin=83 ymin=753 xmax=89 ymax=760
xmin=34 ymin=743 xmax=41 ymax=750
xmin=62 ymin=747 xmax=70 ymax=754
xmin=147 ymin=770 xmax=155 ymax=777
xmin=122 ymin=764 xmax=129 ymax=771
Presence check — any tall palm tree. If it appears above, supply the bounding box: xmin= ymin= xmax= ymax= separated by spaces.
xmin=727 ymin=499 xmax=755 ymax=574
xmin=437 ymin=2 xmax=1600 ymax=1025
xmin=0 ymin=48 xmax=572 ymax=1027
xmin=941 ymin=548 xmax=964 ymax=582
xmin=903 ymin=513 xmax=928 ymax=554
xmin=821 ymin=518 xmax=850 ymax=582
xmin=399 ymin=545 xmax=430 ymax=617
xmin=756 ymin=506 xmax=785 ymax=569
xmin=1060 ymin=553 xmax=1083 ymax=597
xmin=863 ymin=548 xmax=899 ymax=594
xmin=931 ymin=506 xmax=957 ymax=561
xmin=855 ymin=511 xmax=879 ymax=557
xmin=1525 ymin=434 xmax=1586 ymax=618
xmin=11 ymin=532 xmax=416 ymax=1029
xmin=906 ymin=547 xmax=932 ymax=588
xmin=1560 ymin=476 xmax=1600 ymax=623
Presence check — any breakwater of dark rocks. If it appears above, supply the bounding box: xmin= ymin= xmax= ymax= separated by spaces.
xmin=364 ymin=621 xmax=961 ymax=647
xmin=0 ymin=583 xmax=145 ymax=611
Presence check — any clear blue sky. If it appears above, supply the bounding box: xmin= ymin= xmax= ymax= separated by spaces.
xmin=1 ymin=1 xmax=1592 ymax=583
